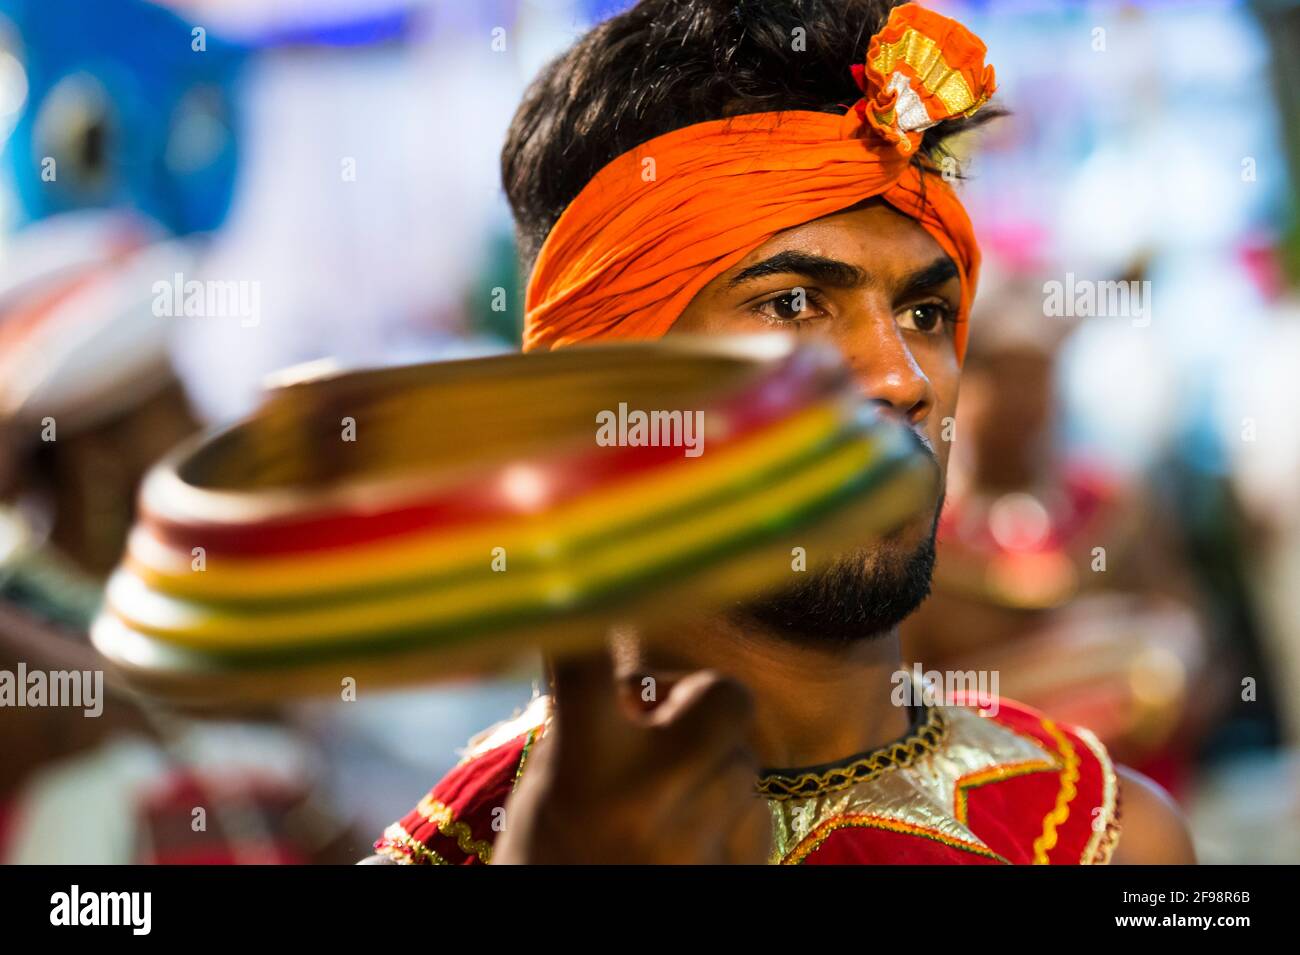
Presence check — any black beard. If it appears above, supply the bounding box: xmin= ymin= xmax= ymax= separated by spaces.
xmin=733 ymin=510 xmax=940 ymax=646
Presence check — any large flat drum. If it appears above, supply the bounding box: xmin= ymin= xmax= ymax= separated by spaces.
xmin=92 ymin=335 xmax=937 ymax=704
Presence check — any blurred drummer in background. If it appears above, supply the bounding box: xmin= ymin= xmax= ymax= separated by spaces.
xmin=901 ymin=271 xmax=1221 ymax=796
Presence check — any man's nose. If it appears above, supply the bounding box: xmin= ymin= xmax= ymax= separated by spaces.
xmin=843 ymin=318 xmax=934 ymax=425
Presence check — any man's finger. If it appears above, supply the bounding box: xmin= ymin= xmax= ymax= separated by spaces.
xmin=546 ymin=644 xmax=627 ymax=752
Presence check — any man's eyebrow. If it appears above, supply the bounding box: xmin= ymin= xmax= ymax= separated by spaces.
xmin=724 ymin=251 xmax=867 ymax=289
xmin=898 ymin=256 xmax=960 ymax=299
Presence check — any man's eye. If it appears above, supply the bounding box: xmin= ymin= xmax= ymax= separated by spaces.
xmin=756 ymin=288 xmax=821 ymax=323
xmin=900 ymin=302 xmax=953 ymax=334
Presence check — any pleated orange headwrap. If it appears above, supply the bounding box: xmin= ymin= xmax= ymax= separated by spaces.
xmin=523 ymin=3 xmax=997 ymax=361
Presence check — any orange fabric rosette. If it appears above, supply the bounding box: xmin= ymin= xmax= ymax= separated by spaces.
xmin=523 ymin=2 xmax=997 ymax=362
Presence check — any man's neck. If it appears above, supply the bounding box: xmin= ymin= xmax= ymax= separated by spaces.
xmin=611 ymin=617 xmax=910 ymax=770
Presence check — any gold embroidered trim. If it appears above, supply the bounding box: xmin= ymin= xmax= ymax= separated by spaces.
xmin=372 ymin=842 xmax=413 ymax=865
xmin=953 ymin=759 xmax=1060 ymax=825
xmin=512 ymin=725 xmax=542 ymax=792
xmin=756 ymin=705 xmax=947 ymax=801
xmin=379 ymin=823 xmax=451 ymax=866
xmin=1075 ymin=726 xmax=1121 ymax=865
xmin=415 ymin=794 xmax=495 ymax=864
xmin=1032 ymin=719 xmax=1081 ymax=865
xmin=783 ymin=813 xmax=1011 ymax=865
xmin=1089 ymin=798 xmax=1123 ymax=866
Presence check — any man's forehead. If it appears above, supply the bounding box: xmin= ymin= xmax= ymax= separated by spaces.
xmin=724 ymin=206 xmax=958 ymax=287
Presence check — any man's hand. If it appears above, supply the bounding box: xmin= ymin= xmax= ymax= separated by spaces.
xmin=493 ymin=649 xmax=772 ymax=864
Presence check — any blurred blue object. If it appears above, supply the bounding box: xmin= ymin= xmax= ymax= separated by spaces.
xmin=246 ymin=7 xmax=415 ymax=49
xmin=582 ymin=0 xmax=635 ymax=21
xmin=0 ymin=0 xmax=244 ymax=235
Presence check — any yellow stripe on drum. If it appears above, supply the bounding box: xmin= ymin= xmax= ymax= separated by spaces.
xmin=108 ymin=433 xmax=887 ymax=650
xmin=127 ymin=400 xmax=856 ymax=601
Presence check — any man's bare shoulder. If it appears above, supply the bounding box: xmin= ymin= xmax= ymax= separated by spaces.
xmin=1112 ymin=765 xmax=1197 ymax=864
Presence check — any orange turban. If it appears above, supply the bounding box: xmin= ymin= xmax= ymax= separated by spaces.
xmin=523 ymin=3 xmax=997 ymax=361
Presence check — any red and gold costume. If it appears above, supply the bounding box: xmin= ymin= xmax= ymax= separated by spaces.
xmin=374 ymin=693 xmax=1119 ymax=865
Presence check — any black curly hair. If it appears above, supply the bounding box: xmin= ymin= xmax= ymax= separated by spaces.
xmin=502 ymin=0 xmax=999 ymax=275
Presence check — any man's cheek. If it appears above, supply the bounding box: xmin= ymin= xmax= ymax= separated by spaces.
xmin=934 ymin=383 xmax=959 ymax=466
xmin=935 ymin=427 xmax=954 ymax=474
xmin=924 ymin=412 xmax=952 ymax=465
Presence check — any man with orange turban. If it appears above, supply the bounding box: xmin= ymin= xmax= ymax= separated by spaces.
xmin=371 ymin=0 xmax=1194 ymax=865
